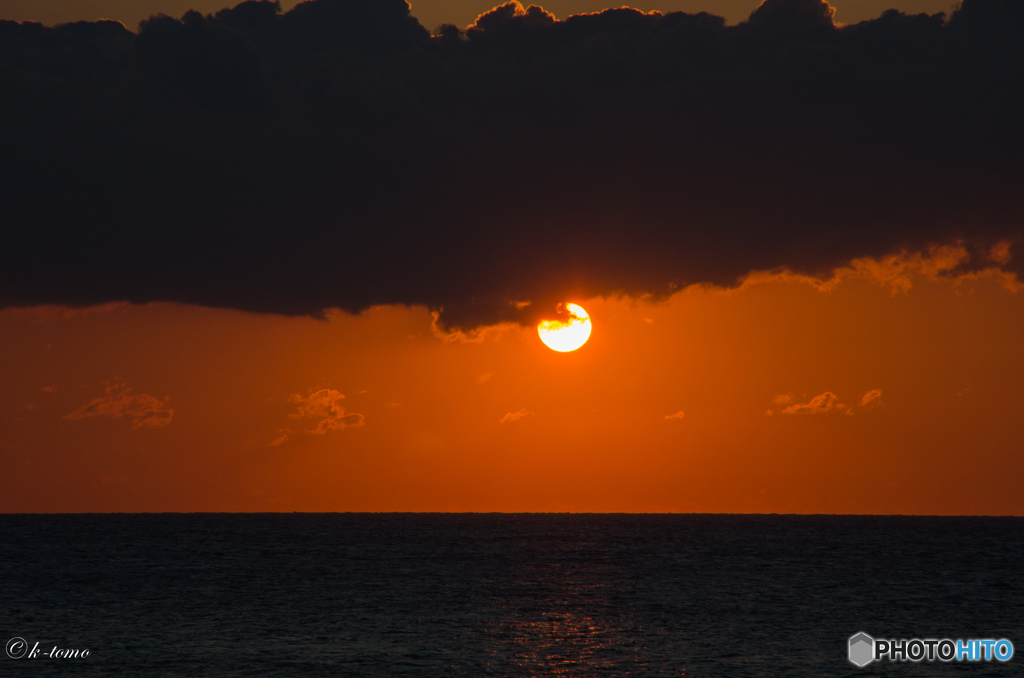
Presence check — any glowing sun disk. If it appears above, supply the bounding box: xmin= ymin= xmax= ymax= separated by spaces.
xmin=538 ymin=303 xmax=592 ymax=352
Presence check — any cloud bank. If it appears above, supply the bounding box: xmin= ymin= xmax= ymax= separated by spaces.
xmin=1 ymin=0 xmax=1021 ymax=329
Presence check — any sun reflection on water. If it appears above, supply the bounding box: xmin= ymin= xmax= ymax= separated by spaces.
xmin=477 ymin=572 xmax=665 ymax=676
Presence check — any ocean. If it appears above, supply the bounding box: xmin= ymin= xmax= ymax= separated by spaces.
xmin=2 ymin=514 xmax=1021 ymax=676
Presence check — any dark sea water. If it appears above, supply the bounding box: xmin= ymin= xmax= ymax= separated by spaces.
xmin=1 ymin=514 xmax=1021 ymax=677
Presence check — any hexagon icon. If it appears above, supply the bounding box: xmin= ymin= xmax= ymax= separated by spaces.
xmin=848 ymin=632 xmax=874 ymax=667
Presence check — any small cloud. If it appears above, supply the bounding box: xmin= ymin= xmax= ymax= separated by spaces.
xmin=269 ymin=430 xmax=290 ymax=446
xmin=500 ymin=409 xmax=533 ymax=424
xmin=512 ymin=300 xmax=531 ymax=310
xmin=988 ymin=241 xmax=1012 ymax=266
xmin=766 ymin=409 xmax=774 ymax=416
xmin=65 ymin=381 xmax=174 ymax=429
xmin=781 ymin=392 xmax=839 ymax=415
xmin=287 ymin=389 xmax=364 ymax=434
xmin=385 ymin=401 xmax=402 ymax=408
xmin=774 ymin=389 xmax=881 ymax=416
xmin=643 ymin=317 xmax=654 ymax=324
xmin=859 ymin=388 xmax=883 ymax=408
xmin=41 ymin=385 xmax=57 ymax=393
xmin=476 ymin=372 xmax=493 ymax=384
xmin=664 ymin=410 xmax=685 ymax=420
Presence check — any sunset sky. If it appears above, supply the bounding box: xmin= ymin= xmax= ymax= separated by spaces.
xmin=3 ymin=255 xmax=1021 ymax=514
xmin=1 ymin=0 xmax=1022 ymax=514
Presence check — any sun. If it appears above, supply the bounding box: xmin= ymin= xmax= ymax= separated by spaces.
xmin=538 ymin=303 xmax=592 ymax=352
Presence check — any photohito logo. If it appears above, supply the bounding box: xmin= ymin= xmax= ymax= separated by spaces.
xmin=849 ymin=632 xmax=874 ymax=667
xmin=848 ymin=632 xmax=1014 ymax=666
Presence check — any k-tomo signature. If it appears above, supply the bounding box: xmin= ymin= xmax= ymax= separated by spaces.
xmin=6 ymin=638 xmax=91 ymax=660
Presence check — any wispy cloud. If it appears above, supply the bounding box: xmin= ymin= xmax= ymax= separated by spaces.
xmin=780 ymin=392 xmax=840 ymax=415
xmin=65 ymin=381 xmax=173 ymax=429
xmin=288 ymin=389 xmax=364 ymax=435
xmin=500 ymin=409 xmax=533 ymax=424
xmin=771 ymin=388 xmax=883 ymax=416
xmin=476 ymin=372 xmax=493 ymax=384
xmin=859 ymin=389 xmax=883 ymax=408
xmin=664 ymin=410 xmax=685 ymax=420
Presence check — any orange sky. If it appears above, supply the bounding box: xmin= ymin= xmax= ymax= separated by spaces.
xmin=3 ymin=249 xmax=1021 ymax=514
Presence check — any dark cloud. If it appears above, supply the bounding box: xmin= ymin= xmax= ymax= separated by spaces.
xmin=1 ymin=0 xmax=1022 ymax=329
